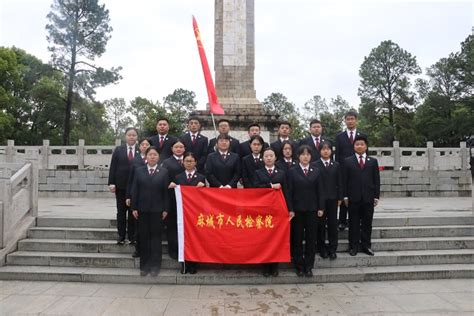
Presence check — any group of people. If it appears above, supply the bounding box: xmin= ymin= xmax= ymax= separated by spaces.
xmin=107 ymin=111 xmax=380 ymax=277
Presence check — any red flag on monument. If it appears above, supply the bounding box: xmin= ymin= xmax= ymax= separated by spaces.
xmin=192 ymin=16 xmax=224 ymax=115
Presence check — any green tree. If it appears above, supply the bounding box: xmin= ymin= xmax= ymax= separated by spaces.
xmin=358 ymin=40 xmax=421 ymax=142
xmin=104 ymin=98 xmax=132 ymax=138
xmin=46 ymin=0 xmax=121 ymax=145
xmin=127 ymin=97 xmax=165 ymax=138
xmin=262 ymin=92 xmax=304 ymax=139
xmin=163 ymin=88 xmax=198 ymax=135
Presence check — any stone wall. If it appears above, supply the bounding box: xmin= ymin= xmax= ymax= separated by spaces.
xmin=38 ymin=169 xmax=472 ymax=198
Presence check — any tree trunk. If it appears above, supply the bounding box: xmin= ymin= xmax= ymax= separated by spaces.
xmin=62 ymin=18 xmax=78 ymax=145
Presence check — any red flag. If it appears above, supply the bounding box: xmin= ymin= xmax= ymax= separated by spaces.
xmin=192 ymin=16 xmax=224 ymax=115
xmin=176 ymin=186 xmax=291 ymax=264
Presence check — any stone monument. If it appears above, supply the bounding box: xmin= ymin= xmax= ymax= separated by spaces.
xmin=192 ymin=0 xmax=279 ymax=141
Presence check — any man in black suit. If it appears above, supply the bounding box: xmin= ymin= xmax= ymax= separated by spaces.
xmin=299 ymin=119 xmax=331 ymax=162
xmin=335 ymin=111 xmax=367 ymax=231
xmin=240 ymin=123 xmax=269 ymax=158
xmin=205 ymin=134 xmax=241 ymax=188
xmin=271 ymin=121 xmax=298 ymax=161
xmin=343 ymin=135 xmax=380 ymax=257
xmin=149 ymin=117 xmax=177 ymax=163
xmin=207 ymin=119 xmax=240 ymax=155
xmin=179 ymin=117 xmax=208 ymax=173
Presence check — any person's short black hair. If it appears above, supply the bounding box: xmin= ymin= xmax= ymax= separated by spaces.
xmin=125 ymin=127 xmax=138 ymax=135
xmin=309 ymin=119 xmax=322 ymax=127
xmin=248 ymin=123 xmax=261 ymax=131
xmin=278 ymin=121 xmax=292 ymax=128
xmin=353 ymin=134 xmax=368 ymax=145
xmin=138 ymin=138 xmax=150 ymax=146
xmin=216 ymin=133 xmax=231 ymax=141
xmin=249 ymin=135 xmax=264 ymax=146
xmin=156 ymin=117 xmax=169 ymax=124
xmin=187 ymin=116 xmax=201 ymax=124
xmin=319 ymin=141 xmax=333 ymax=153
xmin=280 ymin=140 xmax=294 ymax=157
xmin=183 ymin=152 xmax=197 ymax=161
xmin=170 ymin=139 xmax=186 ymax=148
xmin=296 ymin=144 xmax=312 ymax=158
xmin=217 ymin=119 xmax=230 ymax=126
xmin=145 ymin=146 xmax=159 ymax=156
xmin=344 ymin=111 xmax=358 ymax=119
xmin=262 ymin=147 xmax=276 ymax=155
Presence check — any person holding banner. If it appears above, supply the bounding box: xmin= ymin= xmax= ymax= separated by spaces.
xmin=254 ymin=147 xmax=290 ymax=277
xmin=288 ymin=145 xmax=325 ymax=277
xmin=205 ymin=134 xmax=241 ymax=188
xmin=241 ymin=135 xmax=265 ymax=188
xmin=161 ymin=140 xmax=186 ymax=260
xmin=169 ymin=152 xmax=206 ymax=274
xmin=131 ymin=146 xmax=170 ymax=276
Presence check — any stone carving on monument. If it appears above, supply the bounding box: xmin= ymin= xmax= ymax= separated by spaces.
xmin=192 ymin=0 xmax=279 ymax=142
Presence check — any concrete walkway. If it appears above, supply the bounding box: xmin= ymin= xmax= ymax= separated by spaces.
xmin=37 ymin=196 xmax=473 ymax=219
xmin=0 ymin=279 xmax=472 ymax=315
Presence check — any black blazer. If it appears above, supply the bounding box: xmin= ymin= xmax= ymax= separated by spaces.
xmin=270 ymin=139 xmax=298 ymax=160
xmin=130 ymin=165 xmax=170 ymax=213
xmin=161 ymin=156 xmax=185 ymax=182
xmin=312 ymin=159 xmax=343 ymax=201
xmin=239 ymin=140 xmax=269 ymax=158
xmin=205 ymin=152 xmax=241 ymax=188
xmin=343 ymin=155 xmax=380 ymax=203
xmin=335 ymin=130 xmax=367 ymax=164
xmin=208 ymin=136 xmax=241 ymax=156
xmin=108 ymin=145 xmax=140 ymax=190
xmin=179 ymin=132 xmax=208 ymax=172
xmin=254 ymin=167 xmax=290 ymax=209
xmin=175 ymin=171 xmax=206 ymax=186
xmin=126 ymin=154 xmax=147 ymax=199
xmin=287 ymin=165 xmax=325 ymax=212
xmin=275 ymin=158 xmax=298 ymax=175
xmin=241 ymin=154 xmax=265 ymax=188
xmin=298 ymin=135 xmax=331 ymax=162
xmin=148 ymin=134 xmax=178 ymax=163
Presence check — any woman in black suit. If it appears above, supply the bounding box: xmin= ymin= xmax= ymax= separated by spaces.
xmin=241 ymin=135 xmax=265 ymax=188
xmin=160 ymin=139 xmax=186 ymax=260
xmin=254 ymin=147 xmax=290 ymax=277
xmin=131 ymin=146 xmax=170 ymax=276
xmin=108 ymin=127 xmax=139 ymax=245
xmin=169 ymin=152 xmax=206 ymax=275
xmin=275 ymin=140 xmax=297 ymax=174
xmin=288 ymin=145 xmax=325 ymax=277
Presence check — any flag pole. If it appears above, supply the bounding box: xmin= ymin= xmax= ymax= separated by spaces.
xmin=211 ymin=112 xmax=218 ymax=137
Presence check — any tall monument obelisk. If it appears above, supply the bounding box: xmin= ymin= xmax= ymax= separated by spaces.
xmin=193 ymin=0 xmax=278 ymax=141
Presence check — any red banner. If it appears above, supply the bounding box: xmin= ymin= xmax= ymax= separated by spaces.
xmin=176 ymin=186 xmax=291 ymax=264
xmin=192 ymin=16 xmax=225 ymax=115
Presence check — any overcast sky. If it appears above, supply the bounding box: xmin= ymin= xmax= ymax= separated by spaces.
xmin=1 ymin=0 xmax=472 ymax=111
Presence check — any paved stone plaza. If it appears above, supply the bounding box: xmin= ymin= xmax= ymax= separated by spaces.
xmin=0 ymin=278 xmax=473 ymax=315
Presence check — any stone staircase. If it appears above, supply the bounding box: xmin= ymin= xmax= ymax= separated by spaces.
xmin=0 ymin=216 xmax=473 ymax=284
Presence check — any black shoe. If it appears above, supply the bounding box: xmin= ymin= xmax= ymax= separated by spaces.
xmin=263 ymin=270 xmax=270 ymax=277
xmin=304 ymin=269 xmax=313 ymax=277
xmin=271 ymin=269 xmax=279 ymax=277
xmin=329 ymin=253 xmax=337 ymax=260
xmin=117 ymin=238 xmax=125 ymax=245
xmin=362 ymin=248 xmax=375 ymax=256
xmin=132 ymin=250 xmax=140 ymax=258
xmin=349 ymin=249 xmax=358 ymax=256
xmin=319 ymin=251 xmax=329 ymax=259
xmin=296 ymin=268 xmax=304 ymax=277
xmin=338 ymin=223 xmax=347 ymax=231
xmin=150 ymin=270 xmax=159 ymax=277
xmin=140 ymin=270 xmax=148 ymax=276
xmin=129 ymin=240 xmax=136 ymax=246
xmin=189 ymin=267 xmax=197 ymax=274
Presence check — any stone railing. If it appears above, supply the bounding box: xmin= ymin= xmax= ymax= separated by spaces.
xmin=0 ymin=139 xmax=471 ymax=171
xmin=0 ymin=162 xmax=38 ymax=251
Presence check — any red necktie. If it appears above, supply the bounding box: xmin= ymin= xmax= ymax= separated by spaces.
xmin=315 ymin=137 xmax=320 ymax=150
xmin=159 ymin=136 xmax=164 ymax=147
xmin=192 ymin=134 xmax=196 ymax=145
xmin=128 ymin=147 xmax=133 ymax=161
xmin=303 ymin=168 xmax=308 ymax=176
xmin=221 ymin=154 xmax=226 ymax=160
xmin=325 ymin=161 xmax=329 ymax=168
xmin=349 ymin=131 xmax=354 ymax=144
xmin=287 ymin=160 xmax=292 ymax=168
xmin=359 ymin=155 xmax=365 ymax=169
xmin=268 ymin=168 xmax=273 ymax=176
xmin=254 ymin=157 xmax=259 ymax=164
xmin=178 ymin=159 xmax=183 ymax=166
xmin=187 ymin=173 xmax=193 ymax=182
xmin=149 ymin=168 xmax=155 ymax=175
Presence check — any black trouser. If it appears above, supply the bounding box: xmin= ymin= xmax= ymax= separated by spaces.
xmin=338 ymin=204 xmax=348 ymax=224
xmin=115 ymin=188 xmax=135 ymax=241
xmin=292 ymin=211 xmax=318 ymax=270
xmin=317 ymin=199 xmax=339 ymax=254
xmin=348 ymin=201 xmax=374 ymax=251
xmin=262 ymin=263 xmax=279 ymax=274
xmin=139 ymin=212 xmax=163 ymax=272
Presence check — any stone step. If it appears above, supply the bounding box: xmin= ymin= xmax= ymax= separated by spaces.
xmin=7 ymin=249 xmax=474 ymax=269
xmin=27 ymin=224 xmax=474 ymax=240
xmin=0 ymin=264 xmax=472 ymax=284
xmin=17 ymin=236 xmax=474 ymax=254
xmin=36 ymin=216 xmax=474 ymax=228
